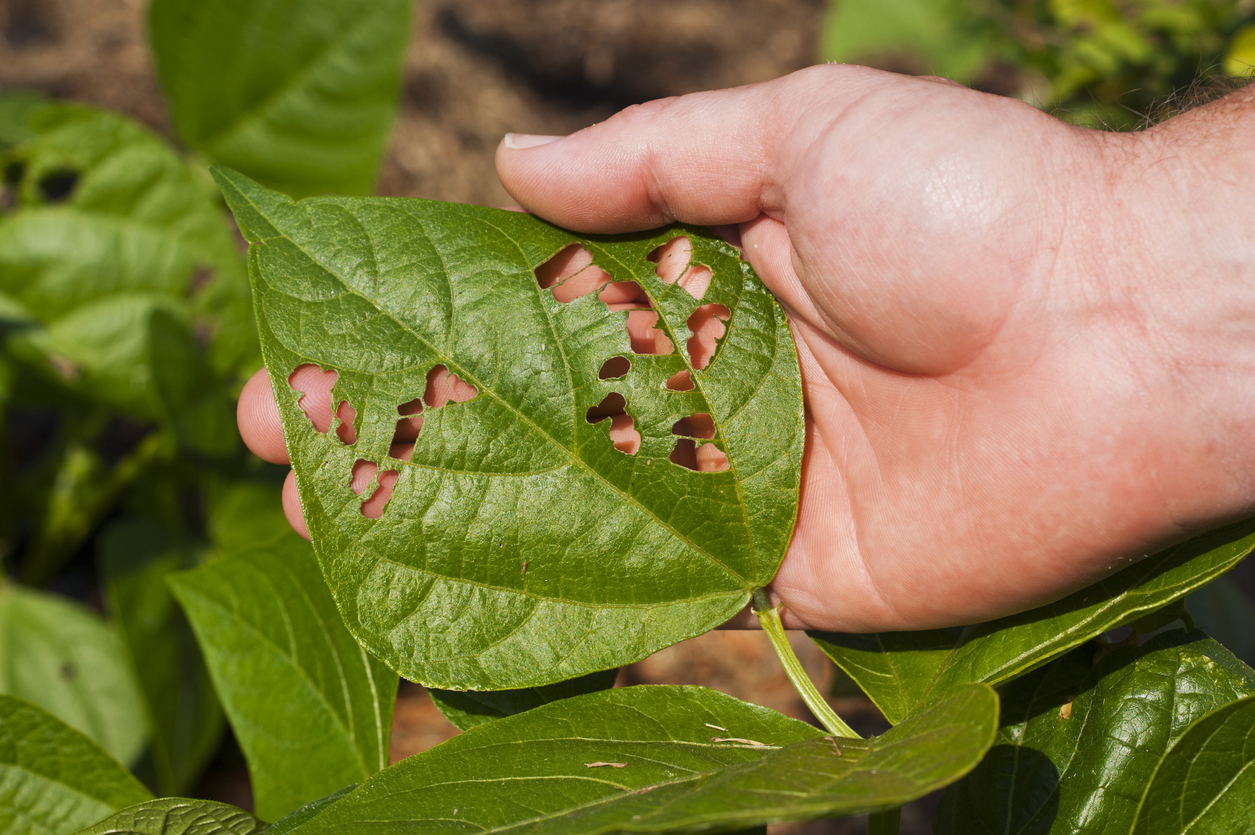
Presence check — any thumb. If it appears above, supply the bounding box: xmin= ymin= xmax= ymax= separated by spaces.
xmin=494 ymin=65 xmax=885 ymax=233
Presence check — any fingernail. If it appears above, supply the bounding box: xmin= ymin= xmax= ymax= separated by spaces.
xmin=503 ymin=133 xmax=564 ymax=150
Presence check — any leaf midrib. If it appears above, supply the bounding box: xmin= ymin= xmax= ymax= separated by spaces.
xmin=173 ymin=579 xmax=373 ymax=780
xmin=250 ymin=196 xmax=748 ymax=587
xmin=194 ymin=4 xmax=390 ymax=154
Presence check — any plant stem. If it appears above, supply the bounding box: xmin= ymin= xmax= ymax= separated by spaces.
xmin=867 ymin=808 xmax=901 ymax=835
xmin=752 ymin=588 xmax=860 ymax=739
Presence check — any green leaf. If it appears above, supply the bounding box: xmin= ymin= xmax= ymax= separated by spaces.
xmin=819 ymin=0 xmax=1011 ymax=82
xmin=267 ymin=683 xmax=998 ymax=833
xmin=429 ymin=668 xmax=619 ymax=730
xmin=0 ymin=585 xmax=147 ymax=766
xmin=0 ymin=695 xmax=151 ymax=835
xmin=1130 ymin=693 xmax=1255 ymax=834
xmin=811 ymin=518 xmax=1255 ymax=723
xmin=98 ymin=518 xmax=223 ymax=797
xmin=0 ymin=91 xmax=47 ymax=150
xmin=206 ymin=478 xmax=292 ymax=556
xmin=215 ymin=168 xmax=805 ymax=690
xmin=70 ymin=799 xmax=263 ymax=835
xmin=149 ymin=0 xmax=411 ymax=198
xmin=935 ymin=630 xmax=1255 ymax=834
xmin=168 ymin=535 xmax=398 ymax=821
xmin=0 ymin=105 xmax=255 ymax=397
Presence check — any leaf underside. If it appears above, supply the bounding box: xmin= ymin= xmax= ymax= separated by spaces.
xmin=71 ymin=799 xmax=264 ymax=835
xmin=215 ymin=168 xmax=805 ymax=690
xmin=265 ymin=684 xmax=999 ymax=834
xmin=428 ymin=668 xmax=619 ymax=730
xmin=811 ymin=517 xmax=1255 ymax=724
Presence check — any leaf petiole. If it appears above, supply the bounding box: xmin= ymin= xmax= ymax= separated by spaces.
xmin=752 ymin=588 xmax=860 ymax=739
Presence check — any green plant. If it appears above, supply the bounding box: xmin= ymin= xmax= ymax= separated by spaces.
xmin=2 ymin=1 xmax=1255 ymax=832
xmin=821 ymin=0 xmax=1255 ymax=129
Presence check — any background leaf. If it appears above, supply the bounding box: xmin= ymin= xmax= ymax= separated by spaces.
xmin=169 ymin=534 xmax=398 ymax=821
xmin=428 ymin=668 xmax=619 ymax=730
xmin=1129 ymin=692 xmax=1255 ymax=834
xmin=97 ymin=517 xmax=223 ymax=797
xmin=216 ymin=168 xmax=805 ymax=690
xmin=934 ymin=630 xmax=1255 ymax=834
xmin=71 ymin=799 xmax=263 ymax=835
xmin=149 ymin=0 xmax=411 ymax=198
xmin=811 ymin=518 xmax=1255 ymax=723
xmin=0 ymin=585 xmax=147 ymax=766
xmin=0 ymin=695 xmax=151 ymax=835
xmin=271 ymin=683 xmax=998 ymax=834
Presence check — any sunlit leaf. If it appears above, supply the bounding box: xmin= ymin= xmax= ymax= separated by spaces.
xmin=0 ymin=695 xmax=151 ymax=835
xmin=169 ymin=534 xmax=397 ymax=821
xmin=935 ymin=630 xmax=1255 ymax=834
xmin=1129 ymin=692 xmax=1255 ymax=834
xmin=267 ymin=684 xmax=998 ymax=833
xmin=215 ymin=168 xmax=805 ymax=690
xmin=811 ymin=518 xmax=1255 ymax=724
xmin=150 ymin=0 xmax=411 ymax=197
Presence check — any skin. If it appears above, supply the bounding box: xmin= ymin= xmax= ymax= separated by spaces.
xmin=238 ymin=65 xmax=1255 ymax=632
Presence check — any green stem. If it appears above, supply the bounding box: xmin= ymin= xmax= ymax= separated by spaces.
xmin=867 ymin=807 xmax=901 ymax=835
xmin=752 ymin=588 xmax=860 ymax=739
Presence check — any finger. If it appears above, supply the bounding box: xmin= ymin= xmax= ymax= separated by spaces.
xmin=495 ymin=64 xmax=888 ymax=233
xmin=282 ymin=469 xmax=310 ymax=540
xmin=238 ymin=368 xmax=289 ymax=464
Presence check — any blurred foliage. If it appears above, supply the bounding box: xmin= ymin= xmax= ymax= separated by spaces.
xmin=824 ymin=0 xmax=1255 ymax=128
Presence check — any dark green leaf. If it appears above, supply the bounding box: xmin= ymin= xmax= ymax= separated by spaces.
xmin=1129 ymin=693 xmax=1255 ymax=834
xmin=168 ymin=535 xmax=398 ymax=821
xmin=269 ymin=683 xmax=998 ymax=834
xmin=98 ymin=517 xmax=223 ymax=796
xmin=149 ymin=0 xmax=411 ymax=197
xmin=935 ymin=630 xmax=1255 ymax=834
xmin=263 ymin=786 xmax=358 ymax=835
xmin=0 ymin=585 xmax=147 ymax=765
xmin=429 ymin=668 xmax=619 ymax=730
xmin=811 ymin=518 xmax=1255 ymax=723
xmin=71 ymin=799 xmax=263 ymax=835
xmin=0 ymin=695 xmax=151 ymax=835
xmin=215 ymin=168 xmax=805 ymax=690
xmin=0 ymin=105 xmax=255 ymax=404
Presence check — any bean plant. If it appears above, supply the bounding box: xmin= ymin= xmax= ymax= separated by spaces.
xmin=1 ymin=1 xmax=1254 ymax=833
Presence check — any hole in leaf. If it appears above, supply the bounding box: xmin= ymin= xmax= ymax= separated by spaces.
xmin=597 ymin=280 xmax=651 ymax=312
xmin=424 ymin=365 xmax=478 ymax=409
xmin=289 ymin=364 xmax=339 ymax=433
xmin=686 ymin=304 xmax=730 ymax=370
xmin=536 ymin=244 xmax=613 ymax=303
xmin=334 ymin=401 xmax=357 ymax=445
xmin=350 ymin=459 xmax=400 ymax=518
xmin=37 ymin=169 xmax=77 ymax=203
xmin=672 ymin=412 xmax=716 ymax=440
xmin=585 ymin=392 xmax=641 ymax=455
xmin=669 ymin=439 xmax=730 ymax=472
xmin=598 ymin=356 xmax=631 ymax=380
xmin=390 ymin=398 xmax=423 ymax=461
xmin=627 ymin=310 xmax=674 ymax=355
xmin=666 ymin=370 xmax=694 ymax=391
xmin=648 ymin=236 xmax=712 ymax=300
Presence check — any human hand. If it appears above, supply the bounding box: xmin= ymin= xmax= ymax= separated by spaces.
xmin=239 ymin=65 xmax=1255 ymax=632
